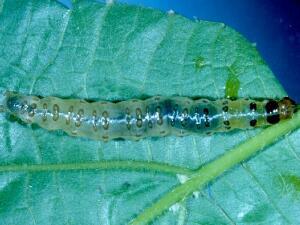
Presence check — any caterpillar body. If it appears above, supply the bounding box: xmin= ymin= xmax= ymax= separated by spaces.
xmin=0 ymin=91 xmax=296 ymax=141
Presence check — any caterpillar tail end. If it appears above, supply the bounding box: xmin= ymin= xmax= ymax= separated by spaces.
xmin=0 ymin=90 xmax=20 ymax=114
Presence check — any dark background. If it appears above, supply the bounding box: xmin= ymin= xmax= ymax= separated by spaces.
xmin=60 ymin=0 xmax=300 ymax=102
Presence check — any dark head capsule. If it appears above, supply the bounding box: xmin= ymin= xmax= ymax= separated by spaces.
xmin=278 ymin=97 xmax=296 ymax=119
xmin=265 ymin=97 xmax=296 ymax=124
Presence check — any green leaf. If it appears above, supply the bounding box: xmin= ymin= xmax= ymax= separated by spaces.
xmin=0 ymin=1 xmax=300 ymax=225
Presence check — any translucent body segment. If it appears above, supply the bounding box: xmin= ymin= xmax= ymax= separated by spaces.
xmin=2 ymin=91 xmax=296 ymax=141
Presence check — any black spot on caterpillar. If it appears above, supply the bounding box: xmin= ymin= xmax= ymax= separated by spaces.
xmin=0 ymin=91 xmax=297 ymax=141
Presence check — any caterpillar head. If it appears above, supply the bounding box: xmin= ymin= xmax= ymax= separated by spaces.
xmin=265 ymin=97 xmax=296 ymax=124
xmin=278 ymin=97 xmax=296 ymax=118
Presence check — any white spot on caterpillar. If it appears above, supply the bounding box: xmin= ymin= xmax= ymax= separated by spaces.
xmin=251 ymin=42 xmax=257 ymax=47
xmin=176 ymin=174 xmax=189 ymax=184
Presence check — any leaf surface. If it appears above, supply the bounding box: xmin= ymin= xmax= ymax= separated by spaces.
xmin=0 ymin=1 xmax=300 ymax=224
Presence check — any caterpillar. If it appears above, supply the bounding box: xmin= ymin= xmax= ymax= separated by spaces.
xmin=0 ymin=91 xmax=296 ymax=141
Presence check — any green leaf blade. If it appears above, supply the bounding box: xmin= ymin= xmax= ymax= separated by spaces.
xmin=0 ymin=1 xmax=299 ymax=225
